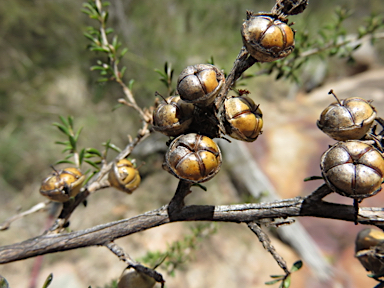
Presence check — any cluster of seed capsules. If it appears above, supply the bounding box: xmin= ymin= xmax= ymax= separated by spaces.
xmin=151 ymin=12 xmax=298 ymax=184
xmin=38 ymin=12 xmax=297 ymax=200
xmin=152 ymin=63 xmax=263 ymax=183
xmin=317 ymin=91 xmax=384 ymax=202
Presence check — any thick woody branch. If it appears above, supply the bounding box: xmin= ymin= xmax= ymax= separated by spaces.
xmin=1 ymin=184 xmax=384 ymax=264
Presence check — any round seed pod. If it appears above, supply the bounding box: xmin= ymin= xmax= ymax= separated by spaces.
xmin=108 ymin=159 xmax=141 ymax=194
xmin=241 ymin=15 xmax=295 ymax=62
xmin=320 ymin=141 xmax=384 ymax=200
xmin=40 ymin=167 xmax=85 ymax=202
xmin=177 ymin=64 xmax=225 ymax=106
xmin=223 ymin=95 xmax=263 ymax=142
xmin=164 ymin=133 xmax=222 ymax=183
xmin=153 ymin=96 xmax=194 ymax=137
xmin=317 ymin=97 xmax=376 ymax=141
xmin=118 ymin=269 xmax=156 ymax=288
xmin=355 ymin=228 xmax=384 ymax=279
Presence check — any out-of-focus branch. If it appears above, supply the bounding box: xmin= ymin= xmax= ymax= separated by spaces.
xmin=0 ymin=201 xmax=50 ymax=231
xmin=105 ymin=241 xmax=165 ymax=286
xmin=2 ymin=184 xmax=384 ymax=264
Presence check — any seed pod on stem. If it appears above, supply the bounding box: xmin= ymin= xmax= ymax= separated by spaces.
xmin=177 ymin=64 xmax=225 ymax=107
xmin=222 ymin=95 xmax=263 ymax=142
xmin=241 ymin=13 xmax=295 ymax=62
xmin=152 ymin=95 xmax=194 ymax=137
xmin=317 ymin=90 xmax=376 ymax=141
xmin=163 ymin=133 xmax=222 ymax=183
xmin=40 ymin=167 xmax=85 ymax=202
xmin=320 ymin=140 xmax=384 ymax=200
xmin=108 ymin=159 xmax=141 ymax=194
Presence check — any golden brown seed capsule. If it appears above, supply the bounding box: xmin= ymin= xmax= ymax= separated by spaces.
xmin=152 ymin=96 xmax=194 ymax=137
xmin=223 ymin=95 xmax=263 ymax=142
xmin=164 ymin=133 xmax=222 ymax=183
xmin=40 ymin=167 xmax=85 ymax=202
xmin=241 ymin=15 xmax=295 ymax=62
xmin=317 ymin=96 xmax=376 ymax=141
xmin=108 ymin=159 xmax=141 ymax=194
xmin=355 ymin=228 xmax=384 ymax=280
xmin=320 ymin=141 xmax=384 ymax=200
xmin=118 ymin=269 xmax=156 ymax=288
xmin=177 ymin=64 xmax=225 ymax=106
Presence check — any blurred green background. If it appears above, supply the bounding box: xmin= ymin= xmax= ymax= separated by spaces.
xmin=0 ymin=0 xmax=383 ymax=195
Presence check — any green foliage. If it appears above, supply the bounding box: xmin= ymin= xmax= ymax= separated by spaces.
xmin=53 ymin=115 xmax=121 ymax=184
xmin=41 ymin=274 xmax=53 ymax=288
xmin=0 ymin=275 xmax=9 ymax=288
xmin=154 ymin=62 xmax=175 ymax=97
xmin=139 ymin=223 xmax=217 ymax=277
xmin=83 ymin=0 xmax=129 ymax=83
xmin=265 ymin=261 xmax=303 ymax=288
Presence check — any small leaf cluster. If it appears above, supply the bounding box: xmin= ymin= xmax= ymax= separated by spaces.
xmin=53 ymin=116 xmax=121 ymax=182
xmin=82 ymin=0 xmax=128 ymax=82
xmin=155 ymin=62 xmax=175 ymax=97
xmin=265 ymin=260 xmax=303 ymax=288
xmin=139 ymin=223 xmax=217 ymax=277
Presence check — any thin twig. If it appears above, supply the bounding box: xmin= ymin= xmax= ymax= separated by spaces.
xmin=0 ymin=201 xmax=50 ymax=231
xmin=105 ymin=241 xmax=165 ymax=286
xmin=247 ymin=222 xmax=290 ymax=274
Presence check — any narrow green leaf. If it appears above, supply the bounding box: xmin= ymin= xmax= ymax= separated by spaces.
xmin=42 ymin=273 xmax=53 ymax=288
xmin=282 ymin=275 xmax=291 ymax=288
xmin=65 ymin=153 xmax=74 ymax=160
xmin=192 ymin=183 xmax=207 ymax=191
xmin=83 ymin=170 xmax=97 ymax=186
xmin=112 ymin=103 xmax=124 ymax=111
xmin=79 ymin=148 xmax=86 ymax=165
xmin=103 ymin=142 xmax=121 ymax=153
xmin=120 ymin=66 xmax=127 ymax=78
xmin=155 ymin=68 xmax=167 ymax=78
xmin=67 ymin=116 xmax=74 ymax=129
xmin=85 ymin=148 xmax=102 ymax=157
xmin=270 ymin=275 xmax=284 ymax=279
xmin=90 ymin=65 xmax=105 ymax=71
xmin=55 ymin=141 xmax=70 ymax=146
xmin=55 ymin=160 xmax=75 ymax=165
xmin=112 ymin=35 xmax=118 ymax=49
xmin=83 ymin=32 xmax=96 ymax=41
xmin=265 ymin=279 xmax=281 ymax=285
xmin=97 ymin=77 xmax=110 ymax=82
xmin=291 ymin=260 xmax=303 ymax=272
xmin=303 ymin=176 xmax=323 ymax=182
xmin=61 ymin=147 xmax=73 ymax=153
xmin=84 ymin=160 xmax=101 ymax=170
xmin=53 ymin=123 xmax=70 ymax=136
xmin=0 ymin=275 xmax=9 ymax=288
xmin=103 ymin=11 xmax=109 ymax=23
xmin=74 ymin=127 xmax=83 ymax=142
xmin=59 ymin=115 xmax=69 ymax=127
xmin=105 ymin=27 xmax=114 ymax=34
xmin=128 ymin=79 xmax=135 ymax=90
xmin=69 ymin=135 xmax=77 ymax=150
xmin=90 ymin=47 xmax=110 ymax=53
xmin=120 ymin=48 xmax=129 ymax=58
